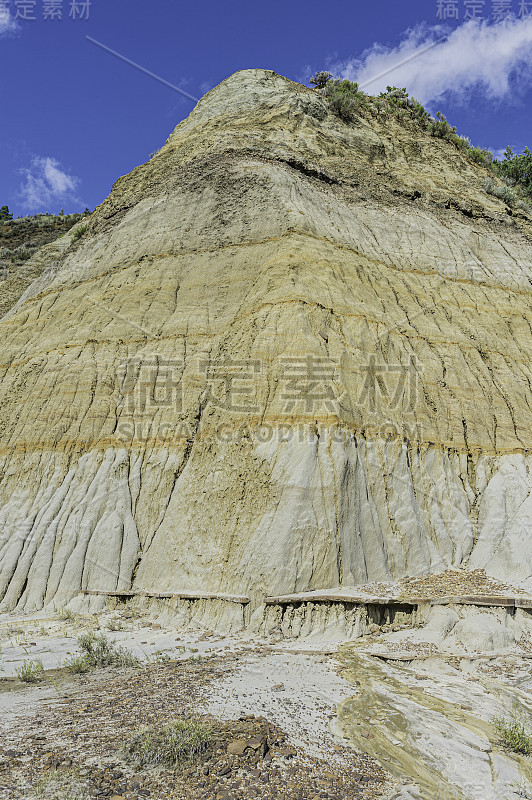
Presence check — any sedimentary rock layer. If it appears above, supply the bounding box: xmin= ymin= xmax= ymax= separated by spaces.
xmin=1 ymin=69 xmax=531 ymax=616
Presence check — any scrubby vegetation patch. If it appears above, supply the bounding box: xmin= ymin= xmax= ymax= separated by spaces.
xmin=309 ymin=71 xmax=531 ymax=208
xmin=122 ymin=719 xmax=212 ymax=769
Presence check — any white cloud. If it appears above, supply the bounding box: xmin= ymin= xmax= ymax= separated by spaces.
xmin=335 ymin=17 xmax=532 ymax=106
xmin=0 ymin=5 xmax=17 ymax=36
xmin=19 ymin=156 xmax=81 ymax=211
xmin=199 ymin=80 xmax=214 ymax=95
xmin=489 ymin=145 xmax=512 ymax=161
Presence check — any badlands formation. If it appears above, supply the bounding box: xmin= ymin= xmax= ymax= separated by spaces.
xmin=1 ymin=68 xmax=532 ymax=625
xmin=3 ymin=69 xmax=532 ymax=800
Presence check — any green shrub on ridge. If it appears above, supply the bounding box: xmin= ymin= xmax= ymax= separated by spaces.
xmin=309 ymin=70 xmax=531 ymax=210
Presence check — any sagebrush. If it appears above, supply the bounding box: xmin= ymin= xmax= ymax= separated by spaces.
xmin=16 ymin=658 xmax=45 ymax=683
xmin=309 ymin=71 xmax=531 ymax=207
xmin=492 ymin=706 xmax=532 ymax=755
xmin=122 ymin=719 xmax=212 ymax=769
xmin=71 ymin=224 xmax=88 ymax=242
xmin=64 ymin=631 xmax=138 ymax=673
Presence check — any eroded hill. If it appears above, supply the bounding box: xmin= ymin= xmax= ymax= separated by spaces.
xmin=0 ymin=70 xmax=531 ymax=625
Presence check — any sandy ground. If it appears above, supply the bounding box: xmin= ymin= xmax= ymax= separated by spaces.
xmin=2 ymin=604 xmax=532 ymax=800
xmin=0 ymin=607 xmax=390 ymax=800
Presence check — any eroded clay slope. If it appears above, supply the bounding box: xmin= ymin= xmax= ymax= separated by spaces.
xmin=1 ymin=69 xmax=532 ymax=616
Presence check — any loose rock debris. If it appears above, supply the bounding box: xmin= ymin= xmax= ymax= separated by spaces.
xmin=0 ymin=650 xmax=388 ymax=800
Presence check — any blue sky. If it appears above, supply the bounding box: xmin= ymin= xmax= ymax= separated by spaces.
xmin=1 ymin=0 xmax=531 ymax=217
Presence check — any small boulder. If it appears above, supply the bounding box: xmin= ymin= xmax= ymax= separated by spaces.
xmin=245 ymin=736 xmax=266 ymax=751
xmin=227 ymin=740 xmax=247 ymax=755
